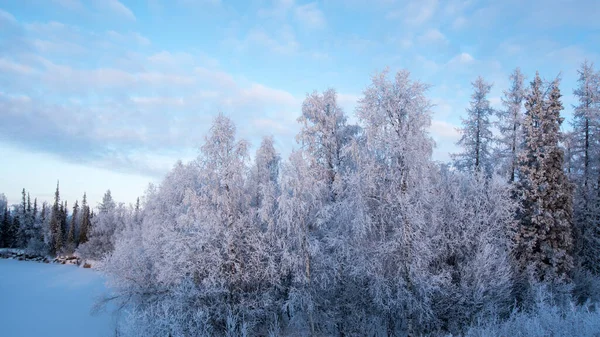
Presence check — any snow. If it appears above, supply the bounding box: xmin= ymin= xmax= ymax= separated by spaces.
xmin=0 ymin=259 xmax=116 ymax=337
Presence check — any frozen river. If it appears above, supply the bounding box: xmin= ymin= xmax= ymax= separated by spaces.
xmin=0 ymin=259 xmax=115 ymax=337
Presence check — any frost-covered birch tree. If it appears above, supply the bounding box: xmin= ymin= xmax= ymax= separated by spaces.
xmin=355 ymin=68 xmax=439 ymax=335
xmin=297 ymin=88 xmax=357 ymax=201
xmin=78 ymin=190 xmax=127 ymax=260
xmin=428 ymin=169 xmax=515 ymax=334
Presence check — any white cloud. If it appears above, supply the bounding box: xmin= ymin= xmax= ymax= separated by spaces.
xmin=51 ymin=0 xmax=85 ymax=11
xmin=148 ymin=51 xmax=194 ymax=66
xmin=431 ymin=119 xmax=460 ymax=140
xmin=0 ymin=8 xmax=17 ymax=25
xmin=418 ymin=29 xmax=448 ymax=45
xmin=25 ymin=21 xmax=70 ymax=34
xmin=309 ymin=51 xmax=330 ymax=60
xmin=337 ymin=93 xmax=360 ymax=112
xmin=452 ymin=16 xmax=467 ymax=29
xmin=131 ymin=96 xmax=185 ymax=106
xmin=239 ymin=84 xmax=297 ymax=107
xmin=387 ymin=0 xmax=438 ymax=25
xmin=226 ymin=27 xmax=299 ymax=55
xmin=147 ymin=51 xmax=219 ymax=69
xmin=294 ymin=2 xmax=326 ymax=29
xmin=489 ymin=96 xmax=502 ymax=108
xmin=98 ymin=0 xmax=136 ymax=21
xmin=415 ymin=54 xmax=440 ymax=73
xmin=447 ymin=52 xmax=475 ymax=65
xmin=343 ymin=35 xmax=377 ymax=52
xmin=195 ymin=67 xmax=237 ymax=88
xmin=545 ymin=45 xmax=596 ymax=65
xmin=257 ymin=0 xmax=295 ymax=19
xmin=252 ymin=118 xmax=292 ymax=135
xmin=107 ymin=31 xmax=151 ymax=46
xmin=132 ymin=32 xmax=151 ymax=46
xmin=31 ymin=39 xmax=87 ymax=54
xmin=0 ymin=58 xmax=35 ymax=75
xmin=137 ymin=72 xmax=196 ymax=86
xmin=431 ymin=97 xmax=453 ymax=118
xmin=430 ymin=119 xmax=460 ymax=162
xmin=498 ymin=41 xmax=522 ymax=55
xmin=178 ymin=0 xmax=222 ymax=6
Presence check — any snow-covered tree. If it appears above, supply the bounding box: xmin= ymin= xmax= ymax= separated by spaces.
xmin=563 ymin=130 xmax=577 ymax=177
xmin=103 ymin=114 xmax=278 ymax=336
xmin=17 ymin=189 xmax=30 ymax=247
xmin=60 ymin=201 xmax=68 ymax=248
xmin=65 ymin=200 xmax=79 ymax=253
xmin=78 ymin=190 xmax=126 ymax=260
xmin=355 ymin=68 xmax=439 ymax=335
xmin=249 ymin=136 xmax=280 ymax=234
xmin=570 ymin=61 xmax=600 ymax=274
xmin=49 ymin=182 xmax=62 ymax=255
xmin=297 ymin=88 xmax=358 ymax=201
xmin=514 ymin=73 xmax=574 ymax=283
xmin=428 ymin=169 xmax=515 ymax=334
xmin=0 ymin=194 xmax=6 ymax=216
xmin=79 ymin=193 xmax=90 ymax=244
xmin=0 ymin=200 xmax=11 ymax=248
xmin=453 ymin=76 xmax=495 ymax=174
xmin=496 ymin=68 xmax=526 ymax=182
xmin=25 ymin=197 xmax=47 ymax=255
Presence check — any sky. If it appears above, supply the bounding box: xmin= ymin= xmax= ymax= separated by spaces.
xmin=0 ymin=0 xmax=599 ymax=207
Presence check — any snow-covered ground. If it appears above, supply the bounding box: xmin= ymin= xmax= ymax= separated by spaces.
xmin=0 ymin=259 xmax=116 ymax=337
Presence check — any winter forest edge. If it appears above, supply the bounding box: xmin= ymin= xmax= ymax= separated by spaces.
xmin=2 ymin=63 xmax=600 ymax=336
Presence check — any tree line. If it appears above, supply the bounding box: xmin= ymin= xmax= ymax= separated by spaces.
xmin=0 ymin=184 xmax=138 ymax=260
xmin=2 ymin=62 xmax=600 ymax=336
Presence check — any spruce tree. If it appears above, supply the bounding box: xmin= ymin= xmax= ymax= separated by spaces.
xmin=39 ymin=201 xmax=46 ymax=244
xmin=61 ymin=201 xmax=68 ymax=244
xmin=18 ymin=188 xmax=28 ymax=247
xmin=50 ymin=181 xmax=62 ymax=255
xmin=514 ymin=73 xmax=574 ymax=282
xmin=79 ymin=193 xmax=90 ymax=244
xmin=0 ymin=205 xmax=10 ymax=248
xmin=32 ymin=198 xmax=39 ymax=242
xmin=67 ymin=200 xmax=78 ymax=251
xmin=9 ymin=215 xmax=20 ymax=248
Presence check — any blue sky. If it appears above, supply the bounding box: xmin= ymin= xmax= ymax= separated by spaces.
xmin=0 ymin=0 xmax=599 ymax=207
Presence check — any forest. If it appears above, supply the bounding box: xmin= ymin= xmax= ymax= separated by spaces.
xmin=2 ymin=62 xmax=600 ymax=336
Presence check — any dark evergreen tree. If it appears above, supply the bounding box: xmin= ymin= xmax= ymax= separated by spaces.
xmin=17 ymin=188 xmax=28 ymax=247
xmin=9 ymin=214 xmax=20 ymax=248
xmin=0 ymin=205 xmax=10 ymax=248
xmin=50 ymin=182 xmax=62 ymax=255
xmin=32 ymin=198 xmax=37 ymax=220
xmin=79 ymin=193 xmax=90 ymax=244
xmin=67 ymin=200 xmax=78 ymax=251
xmin=61 ymin=201 xmax=68 ymax=245
xmin=39 ymin=201 xmax=47 ymax=244
xmin=514 ymin=73 xmax=574 ymax=282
